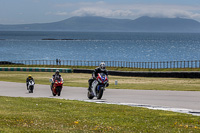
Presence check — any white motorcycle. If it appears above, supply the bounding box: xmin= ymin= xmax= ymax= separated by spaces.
xmin=28 ymin=80 xmax=35 ymax=93
xmin=87 ymin=73 xmax=108 ymax=99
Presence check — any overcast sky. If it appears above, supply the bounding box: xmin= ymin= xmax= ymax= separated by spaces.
xmin=1 ymin=0 xmax=200 ymax=24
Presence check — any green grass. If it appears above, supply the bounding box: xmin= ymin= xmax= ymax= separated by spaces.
xmin=1 ymin=68 xmax=200 ymax=132
xmin=0 ymin=96 xmax=200 ymax=132
xmin=1 ymin=71 xmax=200 ymax=91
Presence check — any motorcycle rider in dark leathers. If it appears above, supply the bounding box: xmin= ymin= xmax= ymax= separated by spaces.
xmin=51 ymin=70 xmax=63 ymax=90
xmin=26 ymin=75 xmax=34 ymax=90
xmin=88 ymin=62 xmax=109 ymax=91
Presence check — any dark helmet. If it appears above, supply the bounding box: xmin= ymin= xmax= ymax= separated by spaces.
xmin=99 ymin=62 xmax=106 ymax=71
xmin=55 ymin=70 xmax=59 ymax=75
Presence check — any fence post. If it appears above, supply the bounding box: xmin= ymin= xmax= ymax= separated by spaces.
xmin=191 ymin=61 xmax=193 ymax=68
xmin=181 ymin=61 xmax=183 ymax=68
xmin=184 ymin=61 xmax=186 ymax=68
xmin=160 ymin=62 xmax=162 ymax=69
xmin=166 ymin=61 xmax=168 ymax=68
xmin=199 ymin=60 xmax=200 ymax=68
xmin=195 ymin=60 xmax=197 ymax=68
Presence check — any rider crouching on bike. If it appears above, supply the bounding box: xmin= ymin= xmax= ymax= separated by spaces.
xmin=88 ymin=62 xmax=109 ymax=91
xmin=26 ymin=75 xmax=34 ymax=90
xmin=51 ymin=70 xmax=63 ymax=90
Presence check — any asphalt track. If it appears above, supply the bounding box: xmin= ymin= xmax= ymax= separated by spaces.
xmin=0 ymin=81 xmax=200 ymax=116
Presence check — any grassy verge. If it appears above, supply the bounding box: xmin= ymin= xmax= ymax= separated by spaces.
xmin=0 ymin=96 xmax=199 ymax=132
xmin=0 ymin=71 xmax=200 ymax=91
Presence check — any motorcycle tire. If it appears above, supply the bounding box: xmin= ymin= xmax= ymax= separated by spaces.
xmin=52 ymin=92 xmax=56 ymax=96
xmin=57 ymin=86 xmax=62 ymax=96
xmin=28 ymin=87 xmax=32 ymax=93
xmin=87 ymin=91 xmax=94 ymax=99
xmin=97 ymin=87 xmax=104 ymax=99
xmin=30 ymin=86 xmax=33 ymax=93
xmin=58 ymin=91 xmax=61 ymax=96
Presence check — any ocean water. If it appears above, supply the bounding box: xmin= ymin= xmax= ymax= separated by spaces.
xmin=0 ymin=31 xmax=200 ymax=62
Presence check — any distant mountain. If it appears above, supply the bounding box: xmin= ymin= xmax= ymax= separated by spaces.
xmin=127 ymin=16 xmax=200 ymax=32
xmin=0 ymin=16 xmax=200 ymax=32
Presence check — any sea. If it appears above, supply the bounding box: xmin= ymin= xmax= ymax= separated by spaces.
xmin=0 ymin=31 xmax=200 ymax=62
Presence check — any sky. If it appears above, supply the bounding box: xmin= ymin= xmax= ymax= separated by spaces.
xmin=1 ymin=0 xmax=200 ymax=24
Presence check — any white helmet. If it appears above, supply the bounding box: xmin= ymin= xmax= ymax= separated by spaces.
xmin=99 ymin=62 xmax=106 ymax=71
xmin=55 ymin=70 xmax=59 ymax=75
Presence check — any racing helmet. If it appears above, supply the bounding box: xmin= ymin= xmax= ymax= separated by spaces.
xmin=55 ymin=70 xmax=59 ymax=75
xmin=99 ymin=62 xmax=106 ymax=71
xmin=28 ymin=75 xmax=32 ymax=79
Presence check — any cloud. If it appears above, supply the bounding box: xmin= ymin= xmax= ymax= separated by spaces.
xmin=53 ymin=2 xmax=200 ymax=21
xmin=55 ymin=11 xmax=68 ymax=16
xmin=71 ymin=8 xmax=134 ymax=18
xmin=130 ymin=4 xmax=200 ymax=18
xmin=45 ymin=11 xmax=68 ymax=16
xmin=134 ymin=4 xmax=200 ymax=21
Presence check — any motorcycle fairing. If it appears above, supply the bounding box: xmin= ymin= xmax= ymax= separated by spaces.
xmin=91 ymin=80 xmax=98 ymax=96
xmin=28 ymin=80 xmax=34 ymax=88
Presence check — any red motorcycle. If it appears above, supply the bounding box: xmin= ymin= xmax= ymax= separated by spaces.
xmin=52 ymin=78 xmax=63 ymax=96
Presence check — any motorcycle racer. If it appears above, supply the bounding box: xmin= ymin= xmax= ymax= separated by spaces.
xmin=51 ymin=70 xmax=63 ymax=89
xmin=26 ymin=75 xmax=34 ymax=90
xmin=88 ymin=62 xmax=109 ymax=91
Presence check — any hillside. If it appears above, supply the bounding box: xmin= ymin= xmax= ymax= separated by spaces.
xmin=0 ymin=16 xmax=200 ymax=32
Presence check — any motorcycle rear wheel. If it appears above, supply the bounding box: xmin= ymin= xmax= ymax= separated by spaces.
xmin=52 ymin=92 xmax=56 ymax=96
xmin=52 ymin=90 xmax=56 ymax=96
xmin=87 ymin=91 xmax=94 ymax=99
xmin=97 ymin=88 xmax=104 ymax=99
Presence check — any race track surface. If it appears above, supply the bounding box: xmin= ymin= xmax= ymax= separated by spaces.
xmin=0 ymin=81 xmax=200 ymax=116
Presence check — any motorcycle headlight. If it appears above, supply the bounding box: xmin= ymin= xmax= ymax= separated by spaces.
xmin=55 ymin=82 xmax=58 ymax=84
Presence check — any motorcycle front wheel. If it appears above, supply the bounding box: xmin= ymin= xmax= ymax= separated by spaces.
xmin=97 ymin=87 xmax=104 ymax=99
xmin=29 ymin=86 xmax=33 ymax=93
xmin=56 ymin=86 xmax=62 ymax=96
